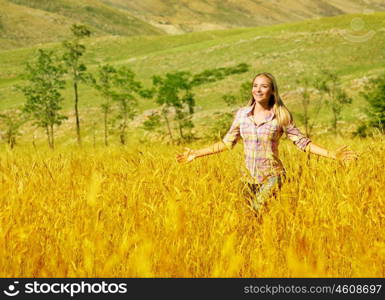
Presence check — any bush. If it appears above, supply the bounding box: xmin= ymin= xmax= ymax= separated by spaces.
xmin=360 ymin=74 xmax=385 ymax=132
xmin=204 ymin=112 xmax=234 ymax=142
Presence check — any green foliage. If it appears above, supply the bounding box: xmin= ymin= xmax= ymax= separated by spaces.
xmin=62 ymin=24 xmax=91 ymax=145
xmin=222 ymin=95 xmax=237 ymax=107
xmin=88 ymin=64 xmax=147 ymax=145
xmin=71 ymin=23 xmax=91 ymax=39
xmin=18 ymin=49 xmax=67 ymax=149
xmin=239 ymin=80 xmax=251 ymax=102
xmin=191 ymin=63 xmax=249 ymax=86
xmin=152 ymin=71 xmax=195 ymax=143
xmin=222 ymin=80 xmax=251 ymax=108
xmin=0 ymin=109 xmax=26 ymax=148
xmin=88 ymin=64 xmax=117 ymax=146
xmin=204 ymin=112 xmax=234 ymax=142
xmin=295 ymin=77 xmax=323 ymax=137
xmin=142 ymin=113 xmax=162 ymax=132
xmin=314 ymin=69 xmax=352 ymax=135
xmin=111 ymin=66 xmax=147 ymax=145
xmin=360 ymin=74 xmax=385 ymax=132
xmin=141 ymin=112 xmax=168 ymax=143
xmin=352 ymin=123 xmax=368 ymax=138
xmin=296 ymin=78 xmax=311 ymax=136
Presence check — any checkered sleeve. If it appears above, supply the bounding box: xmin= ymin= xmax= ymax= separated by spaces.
xmin=285 ymin=120 xmax=312 ymax=152
xmin=222 ymin=109 xmax=242 ymax=149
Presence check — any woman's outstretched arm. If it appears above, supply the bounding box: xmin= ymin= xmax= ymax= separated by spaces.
xmin=176 ymin=141 xmax=228 ymax=163
xmin=305 ymin=142 xmax=358 ymax=162
xmin=284 ymin=120 xmax=358 ymax=162
xmin=177 ymin=108 xmax=243 ymax=164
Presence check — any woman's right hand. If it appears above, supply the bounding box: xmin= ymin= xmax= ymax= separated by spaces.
xmin=176 ymin=147 xmax=197 ymax=164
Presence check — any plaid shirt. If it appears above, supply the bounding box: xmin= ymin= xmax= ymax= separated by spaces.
xmin=222 ymin=105 xmax=311 ymax=184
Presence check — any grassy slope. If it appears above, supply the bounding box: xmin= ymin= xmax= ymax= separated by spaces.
xmin=0 ymin=12 xmax=384 ymax=143
xmin=101 ymin=0 xmax=385 ymax=33
xmin=0 ymin=0 xmax=164 ymax=50
xmin=2 ymin=0 xmax=385 ymax=50
xmin=0 ymin=0 xmax=77 ymax=49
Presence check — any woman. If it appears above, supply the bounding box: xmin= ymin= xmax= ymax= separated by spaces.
xmin=176 ymin=73 xmax=357 ymax=213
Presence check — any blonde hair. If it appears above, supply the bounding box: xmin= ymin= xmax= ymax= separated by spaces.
xmin=247 ymin=72 xmax=292 ymax=128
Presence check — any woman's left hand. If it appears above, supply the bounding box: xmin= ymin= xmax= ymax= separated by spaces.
xmin=332 ymin=145 xmax=359 ymax=163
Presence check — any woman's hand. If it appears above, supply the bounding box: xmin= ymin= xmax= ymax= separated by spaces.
xmin=332 ymin=145 xmax=359 ymax=163
xmin=176 ymin=147 xmax=197 ymax=164
xmin=176 ymin=142 xmax=228 ymax=163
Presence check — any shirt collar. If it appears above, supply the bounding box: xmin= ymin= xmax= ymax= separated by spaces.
xmin=245 ymin=102 xmax=275 ymax=121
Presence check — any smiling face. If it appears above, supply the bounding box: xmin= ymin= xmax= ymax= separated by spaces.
xmin=252 ymin=75 xmax=274 ymax=106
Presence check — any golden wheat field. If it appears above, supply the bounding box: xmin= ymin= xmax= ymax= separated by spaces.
xmin=0 ymin=135 xmax=384 ymax=278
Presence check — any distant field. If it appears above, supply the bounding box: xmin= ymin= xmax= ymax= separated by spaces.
xmin=2 ymin=0 xmax=385 ymax=48
xmin=0 ymin=0 xmax=164 ymax=49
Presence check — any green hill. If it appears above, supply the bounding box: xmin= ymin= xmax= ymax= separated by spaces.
xmin=0 ymin=12 xmax=384 ymax=143
xmin=2 ymin=0 xmax=385 ymax=50
xmin=0 ymin=0 xmax=164 ymax=50
xmin=102 ymin=0 xmax=385 ymax=33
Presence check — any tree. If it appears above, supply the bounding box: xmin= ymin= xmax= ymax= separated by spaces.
xmin=88 ymin=64 xmax=116 ymax=146
xmin=314 ymin=70 xmax=352 ymax=135
xmin=62 ymin=24 xmax=91 ymax=145
xmin=19 ymin=49 xmax=67 ymax=149
xmin=204 ymin=111 xmax=234 ymax=142
xmin=142 ymin=112 xmax=163 ymax=140
xmin=360 ymin=74 xmax=385 ymax=133
xmin=152 ymin=71 xmax=195 ymax=143
xmin=222 ymin=80 xmax=251 ymax=107
xmin=208 ymin=79 xmax=251 ymax=142
xmin=111 ymin=66 xmax=149 ymax=145
xmin=295 ymin=78 xmax=323 ymax=137
xmin=0 ymin=109 xmax=26 ymax=149
xmin=88 ymin=65 xmax=148 ymax=145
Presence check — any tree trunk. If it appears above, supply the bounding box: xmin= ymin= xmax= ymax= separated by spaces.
xmin=304 ymin=105 xmax=309 ymax=137
xmin=8 ymin=134 xmax=15 ymax=149
xmin=119 ymin=132 xmax=125 ymax=145
xmin=46 ymin=126 xmax=52 ymax=149
xmin=92 ymin=122 xmax=96 ymax=147
xmin=10 ymin=137 xmax=15 ymax=149
xmin=332 ymin=109 xmax=338 ymax=136
xmin=74 ymin=80 xmax=81 ymax=145
xmin=163 ymin=113 xmax=173 ymax=143
xmin=178 ymin=122 xmax=184 ymax=140
xmin=120 ymin=123 xmax=127 ymax=145
xmin=32 ymin=134 xmax=36 ymax=150
xmin=302 ymin=89 xmax=310 ymax=137
xmin=104 ymin=110 xmax=108 ymax=146
xmin=51 ymin=124 xmax=55 ymax=150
